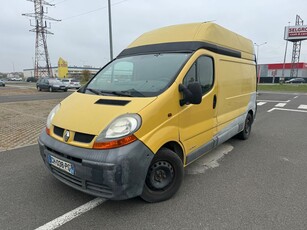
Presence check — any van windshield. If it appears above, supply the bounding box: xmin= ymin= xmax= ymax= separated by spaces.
xmin=85 ymin=53 xmax=191 ymax=97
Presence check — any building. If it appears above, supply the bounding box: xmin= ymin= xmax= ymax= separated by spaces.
xmin=258 ymin=62 xmax=307 ymax=83
xmin=23 ymin=57 xmax=101 ymax=80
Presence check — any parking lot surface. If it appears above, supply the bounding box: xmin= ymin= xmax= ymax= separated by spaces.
xmin=0 ymin=87 xmax=306 ymax=230
xmin=0 ymin=84 xmax=71 ymax=151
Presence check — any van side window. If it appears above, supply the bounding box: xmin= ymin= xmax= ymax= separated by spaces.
xmin=183 ymin=56 xmax=214 ymax=95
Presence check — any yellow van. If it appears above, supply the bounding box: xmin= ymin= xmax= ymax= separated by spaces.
xmin=39 ymin=22 xmax=256 ymax=202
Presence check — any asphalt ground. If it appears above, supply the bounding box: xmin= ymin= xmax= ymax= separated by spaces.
xmin=0 ymin=88 xmax=307 ymax=230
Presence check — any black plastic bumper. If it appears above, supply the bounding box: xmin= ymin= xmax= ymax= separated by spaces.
xmin=38 ymin=130 xmax=154 ymax=200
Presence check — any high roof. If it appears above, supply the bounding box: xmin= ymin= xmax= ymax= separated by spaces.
xmin=124 ymin=22 xmax=254 ymax=60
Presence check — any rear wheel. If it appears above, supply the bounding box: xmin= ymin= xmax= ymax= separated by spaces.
xmin=141 ymin=148 xmax=183 ymax=203
xmin=238 ymin=113 xmax=253 ymax=140
xmin=49 ymin=87 xmax=53 ymax=92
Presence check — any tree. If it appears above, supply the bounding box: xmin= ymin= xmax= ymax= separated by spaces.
xmin=81 ymin=70 xmax=91 ymax=82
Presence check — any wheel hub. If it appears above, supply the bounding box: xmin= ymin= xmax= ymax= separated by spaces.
xmin=147 ymin=161 xmax=174 ymax=190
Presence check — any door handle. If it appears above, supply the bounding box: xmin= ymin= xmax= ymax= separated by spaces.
xmin=213 ymin=95 xmax=217 ymax=109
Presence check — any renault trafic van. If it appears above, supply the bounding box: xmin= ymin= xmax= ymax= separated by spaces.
xmin=39 ymin=22 xmax=257 ymax=202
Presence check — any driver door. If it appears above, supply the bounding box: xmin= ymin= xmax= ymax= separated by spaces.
xmin=178 ymin=55 xmax=217 ymax=163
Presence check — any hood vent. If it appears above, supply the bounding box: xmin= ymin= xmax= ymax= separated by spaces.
xmin=95 ymin=99 xmax=130 ymax=106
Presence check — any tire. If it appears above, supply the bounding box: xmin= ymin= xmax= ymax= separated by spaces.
xmin=49 ymin=87 xmax=53 ymax=92
xmin=238 ymin=113 xmax=253 ymax=140
xmin=64 ymin=89 xmax=68 ymax=92
xmin=140 ymin=148 xmax=184 ymax=203
xmin=37 ymin=86 xmax=41 ymax=91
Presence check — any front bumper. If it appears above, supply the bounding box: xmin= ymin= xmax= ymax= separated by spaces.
xmin=38 ymin=131 xmax=154 ymax=200
xmin=52 ymin=86 xmax=67 ymax=91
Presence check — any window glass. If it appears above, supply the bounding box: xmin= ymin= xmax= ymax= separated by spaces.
xmin=86 ymin=53 xmax=191 ymax=97
xmin=183 ymin=63 xmax=196 ymax=86
xmin=183 ymin=56 xmax=214 ymax=94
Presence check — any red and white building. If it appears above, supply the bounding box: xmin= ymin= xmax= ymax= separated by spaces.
xmin=259 ymin=62 xmax=307 ymax=83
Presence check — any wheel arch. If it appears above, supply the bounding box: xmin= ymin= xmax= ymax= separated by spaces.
xmin=248 ymin=109 xmax=254 ymax=123
xmin=159 ymin=141 xmax=185 ymax=165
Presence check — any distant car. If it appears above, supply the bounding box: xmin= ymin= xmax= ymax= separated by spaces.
xmin=0 ymin=80 xmax=5 ymax=87
xmin=26 ymin=77 xmax=38 ymax=82
xmin=61 ymin=78 xmax=81 ymax=89
xmin=36 ymin=78 xmax=68 ymax=92
xmin=9 ymin=77 xmax=22 ymax=81
xmin=285 ymin=78 xmax=306 ymax=84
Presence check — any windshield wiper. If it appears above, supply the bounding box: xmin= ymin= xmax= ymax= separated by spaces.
xmin=120 ymin=89 xmax=145 ymax=97
xmin=87 ymin=88 xmax=144 ymax=97
xmin=86 ymin=88 xmax=103 ymax=95
xmin=110 ymin=91 xmax=133 ymax=97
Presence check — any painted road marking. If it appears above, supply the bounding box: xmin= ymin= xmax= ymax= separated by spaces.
xmin=35 ymin=198 xmax=106 ymax=230
xmin=275 ymin=103 xmax=287 ymax=107
xmin=294 ymin=96 xmax=298 ymax=99
xmin=268 ymin=108 xmax=307 ymax=113
xmin=185 ymin=143 xmax=234 ymax=175
xmin=298 ymin=105 xmax=307 ymax=110
xmin=257 ymin=102 xmax=267 ymax=106
xmin=257 ymin=100 xmax=290 ymax=103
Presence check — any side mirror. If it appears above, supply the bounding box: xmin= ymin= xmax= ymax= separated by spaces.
xmin=179 ymin=83 xmax=202 ymax=106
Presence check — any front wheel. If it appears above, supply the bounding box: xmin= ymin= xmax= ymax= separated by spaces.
xmin=238 ymin=113 xmax=253 ymax=140
xmin=140 ymin=148 xmax=183 ymax=203
xmin=49 ymin=87 xmax=53 ymax=92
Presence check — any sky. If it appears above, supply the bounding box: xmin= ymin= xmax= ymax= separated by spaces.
xmin=0 ymin=0 xmax=307 ymax=73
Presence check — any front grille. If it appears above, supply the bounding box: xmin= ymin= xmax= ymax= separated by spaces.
xmin=51 ymin=166 xmax=113 ymax=197
xmin=54 ymin=126 xmax=64 ymax=137
xmin=53 ymin=126 xmax=95 ymax=144
xmin=74 ymin=132 xmax=95 ymax=143
xmin=46 ymin=146 xmax=82 ymax=163
xmin=51 ymin=166 xmax=82 ymax=187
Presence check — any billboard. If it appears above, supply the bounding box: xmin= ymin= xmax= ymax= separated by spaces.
xmin=284 ymin=26 xmax=307 ymax=41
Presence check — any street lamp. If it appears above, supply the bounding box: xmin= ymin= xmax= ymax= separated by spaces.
xmin=108 ymin=0 xmax=113 ymax=61
xmin=254 ymin=42 xmax=267 ymax=64
xmin=254 ymin=42 xmax=267 ymax=84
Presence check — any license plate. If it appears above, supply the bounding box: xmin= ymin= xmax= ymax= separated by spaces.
xmin=48 ymin=155 xmax=75 ymax=175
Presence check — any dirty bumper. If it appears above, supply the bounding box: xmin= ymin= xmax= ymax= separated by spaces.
xmin=38 ymin=131 xmax=154 ymax=200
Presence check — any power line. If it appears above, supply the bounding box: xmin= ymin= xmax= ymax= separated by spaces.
xmin=54 ymin=0 xmax=69 ymax=5
xmin=61 ymin=0 xmax=129 ymax=21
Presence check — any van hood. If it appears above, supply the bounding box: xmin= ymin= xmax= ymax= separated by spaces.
xmin=52 ymin=92 xmax=156 ymax=135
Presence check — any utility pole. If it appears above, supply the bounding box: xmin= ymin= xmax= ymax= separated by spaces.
xmin=108 ymin=0 xmax=114 ymax=60
xmin=254 ymin=42 xmax=267 ymax=84
xmin=281 ymin=22 xmax=291 ymax=82
xmin=22 ymin=0 xmax=60 ymax=79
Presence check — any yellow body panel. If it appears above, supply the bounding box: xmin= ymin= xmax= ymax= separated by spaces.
xmin=215 ymin=57 xmax=256 ymax=132
xmin=128 ymin=22 xmax=254 ymax=60
xmin=51 ymin=93 xmax=156 ymax=147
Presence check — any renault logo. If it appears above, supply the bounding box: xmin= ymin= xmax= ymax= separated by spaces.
xmin=64 ymin=130 xmax=70 ymax=142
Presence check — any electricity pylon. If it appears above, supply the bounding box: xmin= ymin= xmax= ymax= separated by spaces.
xmin=23 ymin=0 xmax=60 ymax=78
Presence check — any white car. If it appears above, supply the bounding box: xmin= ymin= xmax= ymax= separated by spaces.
xmin=61 ymin=78 xmax=81 ymax=89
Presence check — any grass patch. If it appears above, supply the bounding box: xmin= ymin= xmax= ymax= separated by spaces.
xmin=258 ymin=84 xmax=307 ymax=93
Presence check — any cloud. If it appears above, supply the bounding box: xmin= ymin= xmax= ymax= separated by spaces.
xmin=1 ymin=0 xmax=307 ymax=72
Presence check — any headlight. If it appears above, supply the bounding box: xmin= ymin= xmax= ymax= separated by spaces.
xmin=106 ymin=116 xmax=140 ymax=138
xmin=46 ymin=104 xmax=61 ymax=133
xmin=93 ymin=114 xmax=141 ymax=149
